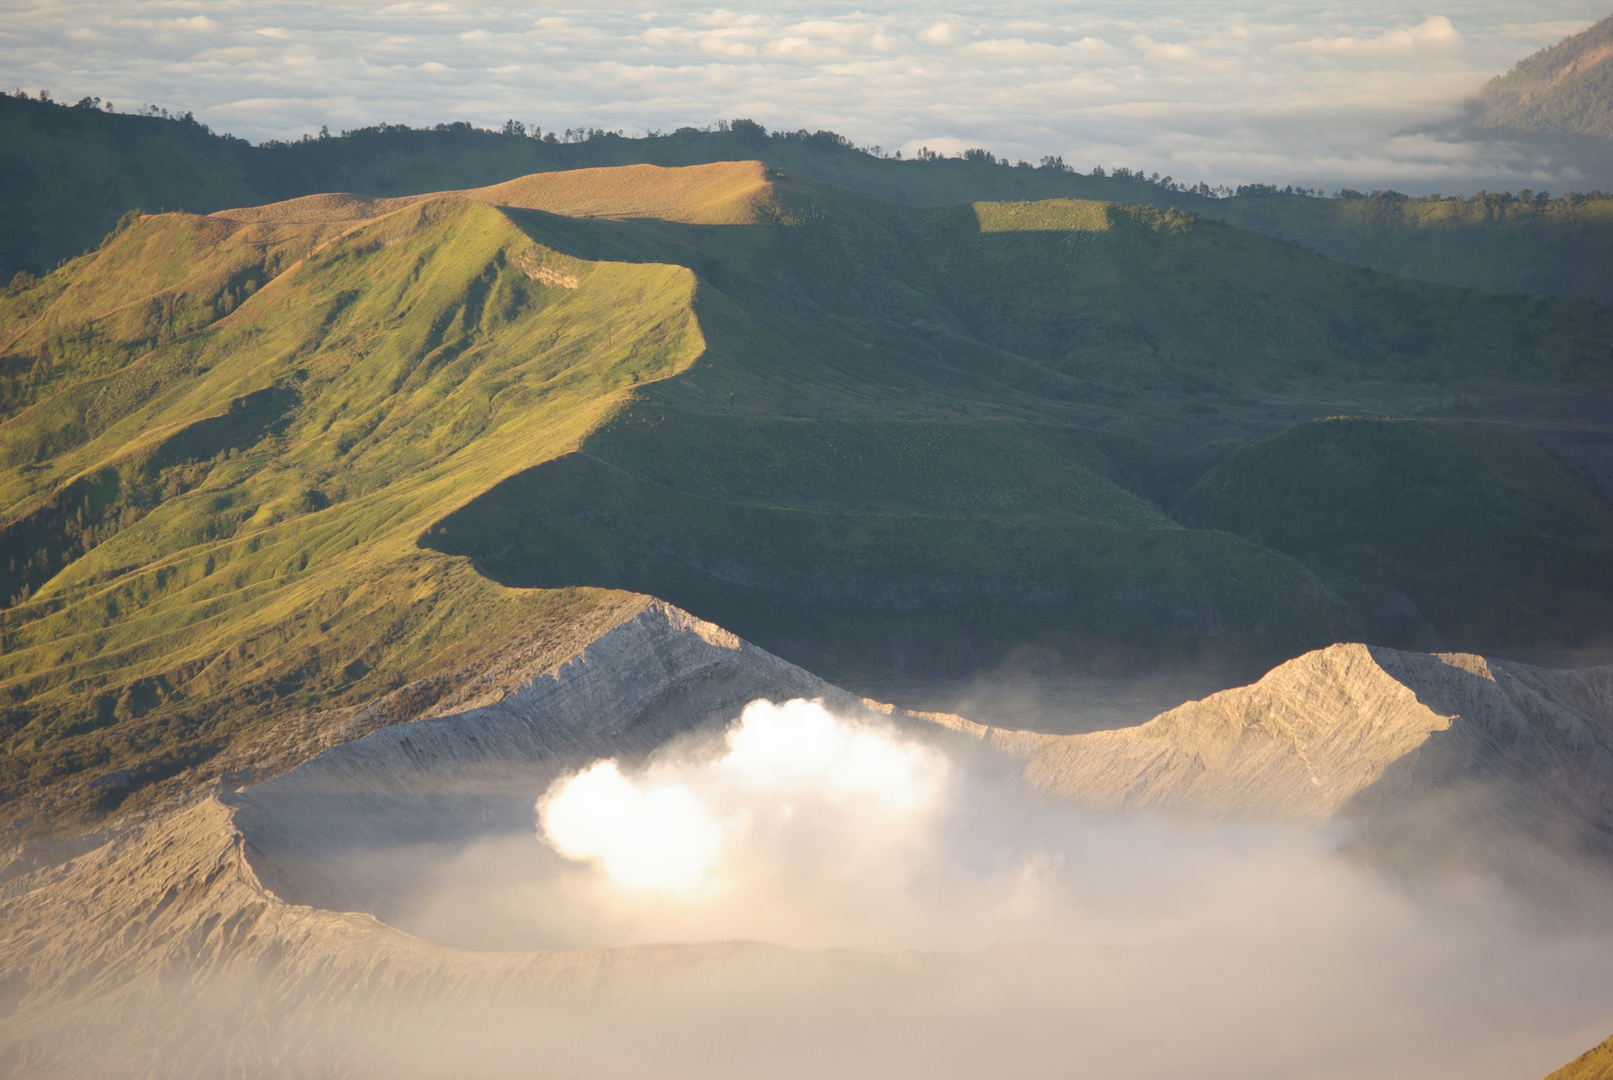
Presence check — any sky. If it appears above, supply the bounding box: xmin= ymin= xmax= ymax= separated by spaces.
xmin=3 ymin=1 xmax=1610 ymax=191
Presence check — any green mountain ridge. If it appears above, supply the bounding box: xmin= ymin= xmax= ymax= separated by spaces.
xmin=1477 ymin=13 xmax=1613 ymax=141
xmin=8 ymin=92 xmax=1613 ymax=303
xmin=0 ymin=160 xmax=1611 ymax=841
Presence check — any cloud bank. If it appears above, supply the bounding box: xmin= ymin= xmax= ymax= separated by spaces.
xmin=3 ymin=1 xmax=1610 ymax=191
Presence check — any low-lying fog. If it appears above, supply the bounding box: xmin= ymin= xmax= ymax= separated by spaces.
xmin=264 ymin=696 xmax=1613 ymax=1080
xmin=844 ymin=668 xmax=1248 ymax=733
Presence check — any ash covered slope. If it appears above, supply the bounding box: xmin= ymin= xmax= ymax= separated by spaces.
xmin=232 ymin=598 xmax=847 ymax=914
xmin=934 ymin=643 xmax=1613 ymax=874
xmin=0 ymin=798 xmax=934 ymax=1079
xmin=4 ymin=601 xmax=1613 ymax=1077
xmin=0 ymin=600 xmax=954 ymax=1078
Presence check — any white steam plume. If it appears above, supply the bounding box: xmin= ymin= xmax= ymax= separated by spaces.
xmin=539 ymin=698 xmax=947 ymax=898
xmin=530 ymin=698 xmax=1401 ymax=954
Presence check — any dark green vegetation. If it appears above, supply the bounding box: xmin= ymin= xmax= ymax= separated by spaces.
xmin=7 ymin=91 xmax=1613 ymax=302
xmin=429 ymin=412 xmax=1344 ymax=673
xmin=1212 ymin=189 xmax=1613 ymax=303
xmin=1476 ymin=13 xmax=1613 ymax=141
xmin=1177 ymin=420 xmax=1613 ymax=654
xmin=1 ymin=158 xmax=1611 ymax=837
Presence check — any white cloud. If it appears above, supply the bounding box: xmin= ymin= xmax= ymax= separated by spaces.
xmin=1284 ymin=16 xmax=1464 ymax=57
xmin=3 ymin=2 xmax=1609 ymax=192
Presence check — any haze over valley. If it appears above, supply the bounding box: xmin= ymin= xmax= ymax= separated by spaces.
xmin=6 ymin=8 xmax=1613 ymax=1080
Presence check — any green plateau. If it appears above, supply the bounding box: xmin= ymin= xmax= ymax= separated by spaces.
xmin=1 ymin=158 xmax=1612 ymax=839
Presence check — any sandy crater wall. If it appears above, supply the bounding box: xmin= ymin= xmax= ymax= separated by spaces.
xmin=232 ymin=600 xmax=855 ymax=913
xmin=928 ymin=642 xmax=1613 ymax=878
xmin=6 ymin=606 xmax=1613 ymax=1077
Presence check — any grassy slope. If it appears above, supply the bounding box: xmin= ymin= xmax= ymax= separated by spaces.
xmin=9 ymin=94 xmax=1613 ymax=303
xmin=0 ymin=95 xmax=1203 ymax=279
xmin=1175 ymin=418 xmax=1613 ymax=653
xmin=0 ymin=190 xmax=707 ymax=834
xmin=919 ymin=200 xmax=1612 ymax=389
xmin=1544 ymin=1033 xmax=1613 ymax=1080
xmin=609 ymin=187 xmax=1613 ymax=395
xmin=416 ymin=175 xmax=1368 ymax=670
xmin=2 ymin=161 xmax=1612 ymax=837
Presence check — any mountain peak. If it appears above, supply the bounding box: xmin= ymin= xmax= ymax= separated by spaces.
xmin=1477 ymin=13 xmax=1613 ymax=139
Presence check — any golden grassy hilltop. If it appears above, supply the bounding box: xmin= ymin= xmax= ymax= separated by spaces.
xmin=209 ymin=160 xmax=787 ymax=227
